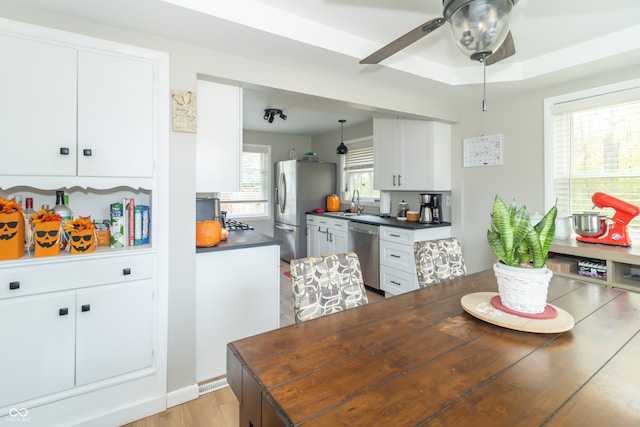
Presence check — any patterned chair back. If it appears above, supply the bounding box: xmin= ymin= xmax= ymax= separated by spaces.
xmin=414 ymin=237 xmax=467 ymax=288
xmin=290 ymin=252 xmax=369 ymax=323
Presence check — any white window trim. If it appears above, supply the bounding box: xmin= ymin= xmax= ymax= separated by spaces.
xmin=543 ymin=78 xmax=640 ymax=212
xmin=340 ymin=135 xmax=378 ymax=205
xmin=221 ymin=143 xmax=272 ymax=220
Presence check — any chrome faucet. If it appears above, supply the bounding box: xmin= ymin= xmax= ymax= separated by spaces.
xmin=351 ymin=189 xmax=364 ymax=214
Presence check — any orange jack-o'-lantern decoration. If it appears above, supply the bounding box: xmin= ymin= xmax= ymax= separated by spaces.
xmin=196 ymin=220 xmax=221 ymax=247
xmin=34 ymin=221 xmax=61 ymax=258
xmin=0 ymin=211 xmax=25 ymax=260
xmin=69 ymin=229 xmax=96 ymax=254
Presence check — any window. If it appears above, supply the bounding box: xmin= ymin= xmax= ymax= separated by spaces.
xmin=544 ymin=80 xmax=640 ymax=238
xmin=220 ymin=144 xmax=271 ymax=219
xmin=342 ymin=137 xmax=380 ymax=203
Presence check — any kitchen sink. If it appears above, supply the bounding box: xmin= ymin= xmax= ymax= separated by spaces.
xmin=323 ymin=211 xmax=359 ymax=217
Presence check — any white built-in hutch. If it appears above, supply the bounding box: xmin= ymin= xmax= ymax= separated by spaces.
xmin=0 ymin=18 xmax=169 ymax=426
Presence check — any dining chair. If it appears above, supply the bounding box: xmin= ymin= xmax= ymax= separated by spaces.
xmin=290 ymin=252 xmax=368 ymax=323
xmin=414 ymin=237 xmax=467 ymax=287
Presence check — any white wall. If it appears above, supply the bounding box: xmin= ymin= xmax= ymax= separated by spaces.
xmin=452 ymin=66 xmax=640 ymax=274
xmin=4 ymin=4 xmax=638 ymax=399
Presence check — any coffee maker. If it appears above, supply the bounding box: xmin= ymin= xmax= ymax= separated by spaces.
xmin=418 ymin=193 xmax=442 ymax=224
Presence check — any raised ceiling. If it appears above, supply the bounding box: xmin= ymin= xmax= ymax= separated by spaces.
xmin=7 ymin=0 xmax=640 ymax=136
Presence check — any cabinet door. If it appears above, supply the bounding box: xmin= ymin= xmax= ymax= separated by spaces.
xmin=0 ymin=293 xmax=76 ymax=407
xmin=398 ymin=119 xmax=428 ymax=190
xmin=373 ymin=117 xmax=399 ymax=190
xmin=77 ymin=51 xmax=154 ymax=178
xmin=75 ymin=280 xmax=153 ymax=386
xmin=316 ymin=227 xmax=333 ymax=256
xmin=331 ymin=230 xmax=349 ymax=254
xmin=307 ymin=222 xmax=320 ymax=257
xmin=0 ymin=35 xmax=77 ymax=176
xmin=196 ymin=80 xmax=242 ymax=192
xmin=400 ymin=120 xmax=452 ymax=191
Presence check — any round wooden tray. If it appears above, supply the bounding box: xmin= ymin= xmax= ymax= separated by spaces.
xmin=461 ymin=292 xmax=575 ymax=333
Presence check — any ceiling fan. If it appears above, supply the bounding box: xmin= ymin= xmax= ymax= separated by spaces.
xmin=360 ymin=0 xmax=518 ymax=66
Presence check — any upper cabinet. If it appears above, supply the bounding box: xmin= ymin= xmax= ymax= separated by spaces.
xmin=373 ymin=117 xmax=452 ymax=191
xmin=0 ymin=35 xmax=154 ymax=179
xmin=196 ymin=79 xmax=242 ymax=193
xmin=77 ymin=51 xmax=154 ymax=178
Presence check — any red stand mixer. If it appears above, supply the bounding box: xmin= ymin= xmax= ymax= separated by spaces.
xmin=574 ymin=192 xmax=639 ymax=247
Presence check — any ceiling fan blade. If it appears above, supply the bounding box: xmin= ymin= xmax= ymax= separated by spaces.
xmin=359 ymin=17 xmax=446 ymax=64
xmin=485 ymin=31 xmax=516 ymax=66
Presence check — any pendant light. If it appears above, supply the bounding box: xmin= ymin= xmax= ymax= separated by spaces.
xmin=336 ymin=119 xmax=348 ymax=155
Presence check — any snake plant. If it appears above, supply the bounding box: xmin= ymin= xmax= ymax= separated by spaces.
xmin=487 ymin=195 xmax=557 ymax=268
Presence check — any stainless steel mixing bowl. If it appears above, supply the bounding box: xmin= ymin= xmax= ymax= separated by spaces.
xmin=572 ymin=213 xmax=607 ymax=237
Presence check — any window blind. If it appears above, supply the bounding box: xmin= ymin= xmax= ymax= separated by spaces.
xmin=345 ymin=145 xmax=374 ymax=171
xmin=551 ymin=91 xmax=640 ymax=237
xmin=220 ymin=145 xmax=270 ymax=217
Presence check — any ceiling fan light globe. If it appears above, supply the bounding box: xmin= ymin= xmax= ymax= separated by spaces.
xmin=446 ymin=0 xmax=513 ymax=60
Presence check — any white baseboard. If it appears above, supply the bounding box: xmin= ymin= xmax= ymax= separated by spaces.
xmin=166 ymin=384 xmax=199 ymax=408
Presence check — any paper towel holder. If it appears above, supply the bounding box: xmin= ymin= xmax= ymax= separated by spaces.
xmin=379 ymin=191 xmax=391 ymax=217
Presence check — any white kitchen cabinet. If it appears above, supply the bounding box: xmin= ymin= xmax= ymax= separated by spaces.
xmin=196 ymin=244 xmax=280 ymax=381
xmin=0 ymin=18 xmax=167 ymax=426
xmin=0 ymin=34 xmax=77 ymax=176
xmin=0 ymin=255 xmax=154 ymax=408
xmin=77 ymin=51 xmax=154 ymax=178
xmin=374 ymin=117 xmax=452 ymax=191
xmin=196 ymin=79 xmax=242 ymax=192
xmin=76 ymin=280 xmax=153 ymax=386
xmin=0 ymin=34 xmax=154 ymax=178
xmin=379 ymin=225 xmax=451 ymax=297
xmin=307 ymin=215 xmax=320 ymax=256
xmin=306 ymin=214 xmax=349 ymax=256
xmin=0 ymin=292 xmax=76 ymax=408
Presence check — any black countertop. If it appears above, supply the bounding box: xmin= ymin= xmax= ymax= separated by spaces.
xmin=308 ymin=212 xmax=451 ymax=230
xmin=196 ymin=230 xmax=279 ymax=254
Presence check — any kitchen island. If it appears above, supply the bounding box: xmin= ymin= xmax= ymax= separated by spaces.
xmin=227 ymin=269 xmax=640 ymax=426
xmin=196 ymin=230 xmax=280 ymax=382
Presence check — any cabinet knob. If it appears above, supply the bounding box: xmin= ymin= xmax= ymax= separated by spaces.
xmin=9 ymin=281 xmax=20 ymax=290
xmin=123 ymin=268 xmax=131 ymax=275
xmin=59 ymin=308 xmax=69 ymax=316
xmin=60 ymin=147 xmax=70 ymax=155
xmin=83 ymin=148 xmax=92 ymax=156
xmin=81 ymin=304 xmax=91 ymax=312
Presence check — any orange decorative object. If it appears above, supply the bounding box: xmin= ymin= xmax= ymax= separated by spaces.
xmin=196 ymin=220 xmax=222 ymax=247
xmin=69 ymin=229 xmax=96 ymax=254
xmin=326 ymin=194 xmax=340 ymax=212
xmin=34 ymin=221 xmax=61 ymax=258
xmin=0 ymin=211 xmax=25 ymax=260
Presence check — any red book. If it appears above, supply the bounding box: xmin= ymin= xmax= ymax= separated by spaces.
xmin=128 ymin=198 xmax=135 ymax=246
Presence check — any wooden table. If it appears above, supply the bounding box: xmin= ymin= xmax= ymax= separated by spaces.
xmin=227 ymin=270 xmax=640 ymax=426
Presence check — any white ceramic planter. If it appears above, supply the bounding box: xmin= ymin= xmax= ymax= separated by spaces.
xmin=493 ymin=262 xmax=553 ymax=314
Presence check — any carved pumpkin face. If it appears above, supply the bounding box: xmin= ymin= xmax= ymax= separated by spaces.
xmin=36 ymin=229 xmax=59 ymax=248
xmin=0 ymin=212 xmax=25 ymax=260
xmin=34 ymin=221 xmax=61 ymax=258
xmin=70 ymin=230 xmax=95 ymax=254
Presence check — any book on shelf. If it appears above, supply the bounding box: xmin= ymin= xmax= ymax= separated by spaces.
xmin=109 ymin=202 xmax=125 ymax=248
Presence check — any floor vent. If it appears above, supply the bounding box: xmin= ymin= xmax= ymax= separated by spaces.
xmin=199 ymin=377 xmax=229 ymax=395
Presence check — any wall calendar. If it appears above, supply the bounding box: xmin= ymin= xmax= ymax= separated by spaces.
xmin=463 ymin=134 xmax=503 ymax=167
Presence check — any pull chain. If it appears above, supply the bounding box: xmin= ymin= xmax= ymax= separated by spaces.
xmin=482 ymin=59 xmax=488 ymax=112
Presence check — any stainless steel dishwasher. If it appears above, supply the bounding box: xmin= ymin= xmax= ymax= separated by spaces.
xmin=348 ymin=221 xmax=380 ymax=290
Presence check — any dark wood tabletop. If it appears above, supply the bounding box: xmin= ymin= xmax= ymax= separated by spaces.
xmin=227 ymin=269 xmax=640 ymax=426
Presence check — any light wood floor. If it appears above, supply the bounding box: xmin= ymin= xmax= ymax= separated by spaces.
xmin=123 ymin=260 xmax=383 ymax=426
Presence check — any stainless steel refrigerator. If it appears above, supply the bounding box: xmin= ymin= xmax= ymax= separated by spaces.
xmin=274 ymin=160 xmax=336 ymax=262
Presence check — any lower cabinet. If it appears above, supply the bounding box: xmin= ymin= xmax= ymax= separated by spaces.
xmin=0 ymin=292 xmax=76 ymax=407
xmin=306 ymin=214 xmax=349 ymax=257
xmin=195 ymin=244 xmax=280 ymax=382
xmin=0 ymin=253 xmax=155 ymax=412
xmin=379 ymin=225 xmax=451 ymax=297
